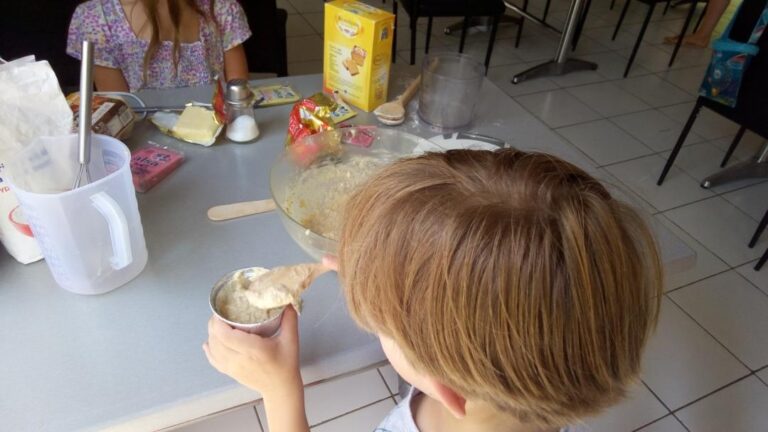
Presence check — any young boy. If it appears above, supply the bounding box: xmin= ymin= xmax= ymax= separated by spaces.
xmin=204 ymin=149 xmax=663 ymax=432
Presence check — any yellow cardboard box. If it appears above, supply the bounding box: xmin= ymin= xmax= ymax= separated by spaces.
xmin=323 ymin=0 xmax=395 ymax=112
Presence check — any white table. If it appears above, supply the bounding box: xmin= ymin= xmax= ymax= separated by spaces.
xmin=0 ymin=70 xmax=694 ymax=431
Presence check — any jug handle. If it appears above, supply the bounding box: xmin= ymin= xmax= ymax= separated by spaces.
xmin=91 ymin=192 xmax=133 ymax=270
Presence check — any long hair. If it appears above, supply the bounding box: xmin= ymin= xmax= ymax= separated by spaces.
xmin=339 ymin=149 xmax=663 ymax=427
xmin=137 ymin=0 xmax=217 ymax=85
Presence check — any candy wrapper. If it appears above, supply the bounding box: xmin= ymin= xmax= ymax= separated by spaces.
xmin=286 ymin=93 xmax=341 ymax=166
xmin=130 ymin=142 xmax=184 ymax=192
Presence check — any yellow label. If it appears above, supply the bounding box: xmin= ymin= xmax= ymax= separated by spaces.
xmin=323 ymin=0 xmax=394 ymax=112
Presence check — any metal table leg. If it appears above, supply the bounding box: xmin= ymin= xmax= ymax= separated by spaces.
xmin=701 ymin=140 xmax=768 ymax=189
xmin=510 ymin=0 xmax=597 ymax=84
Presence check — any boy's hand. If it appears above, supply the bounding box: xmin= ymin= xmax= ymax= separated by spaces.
xmin=204 ymin=306 xmax=303 ymax=398
xmin=322 ymin=255 xmax=339 ymax=272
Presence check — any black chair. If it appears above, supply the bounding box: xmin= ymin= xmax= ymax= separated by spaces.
xmin=611 ymin=0 xmax=706 ymax=77
xmin=658 ymin=0 xmax=768 ymax=186
xmin=392 ymin=0 xmax=507 ymax=70
xmin=0 ymin=0 xmax=81 ymax=91
xmin=238 ymin=0 xmax=288 ymax=77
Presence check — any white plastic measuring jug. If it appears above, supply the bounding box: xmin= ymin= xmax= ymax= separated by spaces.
xmin=6 ymin=134 xmax=147 ymax=295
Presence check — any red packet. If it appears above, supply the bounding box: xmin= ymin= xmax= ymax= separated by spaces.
xmin=130 ymin=143 xmax=185 ymax=192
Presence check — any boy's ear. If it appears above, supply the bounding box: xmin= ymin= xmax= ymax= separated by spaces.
xmin=428 ymin=379 xmax=467 ymax=419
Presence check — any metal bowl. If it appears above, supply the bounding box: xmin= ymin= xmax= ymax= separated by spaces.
xmin=270 ymin=127 xmax=439 ymax=260
xmin=210 ymin=267 xmax=286 ymax=336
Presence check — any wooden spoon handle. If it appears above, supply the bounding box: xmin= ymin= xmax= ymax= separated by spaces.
xmin=207 ymin=198 xmax=277 ymax=221
xmin=396 ymin=75 xmax=422 ymax=106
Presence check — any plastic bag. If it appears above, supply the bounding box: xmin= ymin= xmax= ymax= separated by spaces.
xmin=0 ymin=56 xmax=73 ymax=263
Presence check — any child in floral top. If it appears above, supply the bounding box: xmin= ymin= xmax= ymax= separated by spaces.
xmin=67 ymin=0 xmax=251 ymax=92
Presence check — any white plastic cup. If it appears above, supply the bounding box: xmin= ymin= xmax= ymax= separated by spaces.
xmin=418 ymin=53 xmax=485 ymax=129
xmin=6 ymin=134 xmax=148 ymax=295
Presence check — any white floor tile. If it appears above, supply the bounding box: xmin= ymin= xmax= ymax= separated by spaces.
xmin=288 ymin=0 xmax=324 ymax=13
xmin=722 ymin=183 xmax=768 ymax=222
xmin=302 ymin=12 xmax=325 ymax=35
xmin=735 ymin=262 xmax=768 ymax=296
xmin=287 ymin=35 xmax=324 ymax=62
xmin=708 ymin=131 xmax=767 ymax=161
xmin=669 ymin=271 xmax=768 ymax=370
xmin=311 ymin=398 xmax=395 ymax=432
xmin=623 ymin=44 xmax=675 ymax=73
xmin=659 ymin=102 xmax=740 ymax=141
xmin=635 ymin=415 xmax=688 ymax=432
xmin=610 ymin=109 xmax=703 ymax=152
xmin=641 ymin=298 xmax=749 ymax=410
xmin=605 ymin=154 xmax=714 ymax=212
xmin=596 ymin=168 xmax=658 ymax=215
xmin=584 ymin=51 xmax=655 ymax=81
xmin=256 ymin=369 xmax=391 ymax=430
xmin=568 ymin=82 xmax=651 ymax=117
xmin=557 ymin=119 xmax=654 ymax=166
xmin=664 ymin=197 xmax=767 ymax=267
xmin=517 ymin=89 xmax=602 ymax=128
xmin=513 ymin=34 xmax=563 ymax=62
xmin=286 ymin=14 xmax=317 ymax=37
xmin=654 ymin=215 xmax=729 ymax=292
xmin=583 ymin=26 xmax=638 ymax=53
xmin=171 ymin=405 xmax=261 ymax=432
xmin=759 ymin=367 xmax=768 ymax=386
xmin=613 ymin=74 xmax=694 ymax=108
xmin=277 ymin=0 xmax=297 ymax=14
xmin=676 ymin=377 xmax=768 ymax=432
xmin=378 ymin=364 xmax=400 ymax=395
xmin=582 ymin=383 xmax=668 ymax=432
xmin=656 ymin=66 xmax=708 ymax=95
xmin=488 ymin=63 xmax=560 ymax=98
xmin=660 ymin=141 xmax=763 ymax=194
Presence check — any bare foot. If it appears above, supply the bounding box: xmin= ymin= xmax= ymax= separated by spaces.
xmin=663 ymin=34 xmax=710 ymax=48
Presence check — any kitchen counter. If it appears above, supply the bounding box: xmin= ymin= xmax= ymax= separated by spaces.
xmin=0 ymin=69 xmax=694 ymax=432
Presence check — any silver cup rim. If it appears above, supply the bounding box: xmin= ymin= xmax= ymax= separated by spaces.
xmin=209 ymin=267 xmax=287 ymax=331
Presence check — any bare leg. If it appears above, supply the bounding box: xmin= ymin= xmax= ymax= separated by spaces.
xmin=664 ymin=0 xmax=729 ymax=47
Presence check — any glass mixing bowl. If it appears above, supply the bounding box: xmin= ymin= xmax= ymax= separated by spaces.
xmin=270 ymin=127 xmax=440 ymax=260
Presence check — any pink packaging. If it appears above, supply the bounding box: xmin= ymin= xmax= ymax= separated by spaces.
xmin=130 ymin=143 xmax=184 ymax=192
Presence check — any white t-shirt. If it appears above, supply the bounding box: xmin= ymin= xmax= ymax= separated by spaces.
xmin=375 ymin=386 xmax=578 ymax=432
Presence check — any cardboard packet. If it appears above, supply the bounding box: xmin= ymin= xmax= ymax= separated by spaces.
xmin=323 ymin=0 xmax=395 ymax=112
xmin=255 ymin=84 xmax=301 ymax=107
xmin=66 ymin=93 xmax=136 ymax=140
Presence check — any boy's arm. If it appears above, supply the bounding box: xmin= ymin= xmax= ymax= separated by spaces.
xmin=262 ymin=376 xmax=310 ymax=432
xmin=204 ymin=307 xmax=308 ymax=432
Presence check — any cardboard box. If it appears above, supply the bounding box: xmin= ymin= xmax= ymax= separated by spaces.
xmin=323 ymin=0 xmax=395 ymax=112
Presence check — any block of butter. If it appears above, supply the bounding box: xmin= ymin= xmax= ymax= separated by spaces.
xmin=150 ymin=105 xmax=223 ymax=146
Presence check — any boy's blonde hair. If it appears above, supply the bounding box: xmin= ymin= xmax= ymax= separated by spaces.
xmin=339 ymin=149 xmax=662 ymax=427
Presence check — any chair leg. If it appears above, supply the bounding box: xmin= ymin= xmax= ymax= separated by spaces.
xmin=543 ymin=0 xmax=552 ymax=22
xmin=459 ymin=15 xmax=470 ymax=53
xmin=410 ymin=14 xmax=417 ymax=65
xmin=624 ymin=2 xmax=655 ymax=78
xmin=613 ymin=0 xmax=631 ymax=41
xmin=484 ymin=14 xmax=501 ymax=73
xmin=572 ymin=0 xmax=592 ymax=50
xmin=694 ymin=3 xmax=707 ymax=31
xmin=755 ymin=247 xmax=768 ymax=271
xmin=669 ymin=0 xmax=699 ymax=67
xmin=516 ymin=0 xmax=529 ymax=48
xmin=720 ymin=126 xmax=746 ymax=167
xmin=749 ymin=209 xmax=768 ymax=248
xmin=663 ymin=0 xmax=671 ymax=15
xmin=392 ymin=0 xmax=398 ymax=63
xmin=658 ymin=99 xmax=703 ymax=185
xmin=426 ymin=16 xmax=433 ymax=54
xmin=611 ymin=0 xmax=617 ymax=10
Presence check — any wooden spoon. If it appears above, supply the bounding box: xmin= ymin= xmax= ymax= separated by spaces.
xmin=244 ymin=263 xmax=330 ymax=310
xmin=207 ymin=198 xmax=276 ymax=221
xmin=373 ymin=75 xmax=422 ymax=126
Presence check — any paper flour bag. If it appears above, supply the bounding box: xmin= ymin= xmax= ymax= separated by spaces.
xmin=0 ymin=56 xmax=73 ymax=263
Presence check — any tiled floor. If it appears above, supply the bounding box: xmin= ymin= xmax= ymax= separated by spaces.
xmin=174 ymin=0 xmax=768 ymax=430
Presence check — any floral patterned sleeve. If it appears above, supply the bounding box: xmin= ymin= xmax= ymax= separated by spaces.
xmin=66 ymin=1 xmax=119 ymax=68
xmin=214 ymin=0 xmax=252 ymax=51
